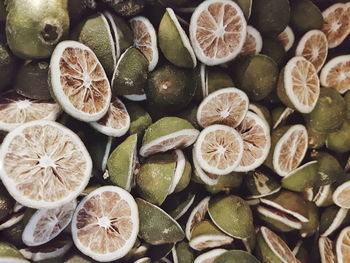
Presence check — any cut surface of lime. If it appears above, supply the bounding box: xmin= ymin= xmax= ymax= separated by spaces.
xmin=333 ymin=181 xmax=350 ymax=209
xmin=240 ymin=25 xmax=263 ymax=56
xmin=336 ymin=226 xmax=350 ymax=263
xmin=277 ymin=26 xmax=295 ymax=52
xmin=319 ymin=236 xmax=337 ymax=263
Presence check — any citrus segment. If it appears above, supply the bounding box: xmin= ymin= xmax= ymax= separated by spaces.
xmin=189 ymin=0 xmax=247 ymax=66
xmin=194 ymin=124 xmax=244 ymax=175
xmin=240 ymin=26 xmax=263 ymax=56
xmin=90 ymin=96 xmax=130 ymax=137
xmin=277 ymin=26 xmax=295 ymax=52
xmin=71 ymin=186 xmax=139 ymax=262
xmin=333 ymin=181 xmax=350 ymax=209
xmin=0 ymin=120 xmax=92 ymax=209
xmin=319 ymin=236 xmax=336 ymax=263
xmin=336 ymin=226 xmax=350 ymax=263
xmin=0 ymin=90 xmax=61 ymax=132
xmin=50 ymin=41 xmax=111 ymax=122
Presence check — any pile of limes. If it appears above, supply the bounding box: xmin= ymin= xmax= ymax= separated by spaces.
xmin=0 ymin=0 xmax=349 ymax=262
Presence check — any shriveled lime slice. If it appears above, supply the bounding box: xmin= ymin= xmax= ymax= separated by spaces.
xmin=336 ymin=226 xmax=350 ymax=263
xmin=235 ymin=111 xmax=271 ymax=172
xmin=130 ymin=16 xmax=159 ymax=71
xmin=272 ymin=107 xmax=294 ymax=130
xmin=196 ymin=87 xmax=249 ymax=128
xmin=50 ymin=40 xmax=111 ymax=122
xmin=320 ymin=55 xmax=350 ymax=94
xmin=277 ymin=56 xmax=320 ymax=113
xmin=140 ymin=117 xmax=199 ymax=157
xmin=0 ymin=242 xmax=29 ymax=263
xmin=319 ymin=236 xmax=337 ymax=263
xmin=277 ymin=26 xmax=295 ymax=52
xmin=0 ymin=90 xmax=61 ymax=132
xmin=0 ymin=120 xmax=92 ymax=209
xmin=240 ymin=26 xmax=263 ymax=56
xmin=295 ymin=30 xmax=328 ymax=72
xmin=194 ymin=248 xmax=227 ymax=263
xmin=22 ymin=200 xmax=76 ymax=246
xmin=333 ymin=181 xmax=350 ymax=209
xmin=72 ymin=186 xmax=139 ymax=262
xmin=314 ymin=184 xmax=335 ymax=207
xmin=214 ymin=250 xmax=260 ymax=263
xmin=192 ymin=148 xmax=220 ymax=186
xmin=189 ymin=0 xmax=247 ymax=66
xmin=185 ymin=196 xmax=210 ymax=240
xmin=195 ymin=124 xmax=244 ymax=175
xmin=322 ymin=3 xmax=350 ymax=48
xmin=320 ymin=206 xmax=349 ymax=237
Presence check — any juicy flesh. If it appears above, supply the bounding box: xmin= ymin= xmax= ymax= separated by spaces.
xmin=130 ymin=19 xmax=153 ymax=64
xmin=199 ymin=92 xmax=248 ymax=127
xmin=290 ymin=59 xmax=319 ymax=107
xmin=3 ymin=124 xmax=88 ymax=202
xmin=240 ymin=31 xmax=258 ymax=56
xmin=326 ymin=59 xmax=350 ymax=94
xmin=277 ymin=129 xmax=307 ymax=174
xmin=97 ymin=97 xmax=129 ymax=129
xmin=0 ymin=91 xmax=60 ymax=124
xmin=196 ymin=2 xmax=245 ymax=58
xmin=341 ymin=230 xmax=350 ymax=263
xmin=76 ymin=191 xmax=133 ymax=254
xmin=201 ymin=129 xmax=242 ymax=170
xmin=336 ymin=186 xmax=350 ymax=208
xmin=59 ymin=47 xmax=110 ymax=114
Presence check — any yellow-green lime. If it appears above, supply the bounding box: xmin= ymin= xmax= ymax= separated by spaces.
xmin=172 ymin=150 xmax=192 ymax=193
xmin=0 ymin=242 xmax=29 ymax=263
xmin=172 ymin=241 xmax=194 ymax=263
xmin=0 ymin=184 xmax=15 ymax=222
xmin=300 ymin=201 xmax=319 ymax=238
xmin=185 ymin=196 xmax=210 ymax=240
xmin=207 ymin=67 xmax=234 ymax=96
xmin=326 ymin=120 xmax=350 ymax=153
xmin=126 ymin=102 xmax=153 ymax=137
xmin=136 ymin=198 xmax=185 ymax=245
xmin=194 ymin=248 xmax=227 ymax=263
xmin=205 ymin=172 xmax=243 ymax=194
xmin=0 ymin=40 xmax=16 ymax=91
xmin=320 ymin=206 xmax=349 ymax=237
xmin=307 ymin=125 xmax=327 ymax=149
xmin=290 ymin=0 xmax=323 ymax=34
xmin=261 ymin=38 xmax=286 ymax=66
xmin=345 ymin=92 xmax=350 ymax=120
xmin=162 ymin=190 xmax=195 ymax=220
xmin=213 ymin=250 xmax=260 ymax=263
xmin=244 ymin=171 xmax=281 ymax=199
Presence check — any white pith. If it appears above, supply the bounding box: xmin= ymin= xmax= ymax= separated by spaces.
xmin=166 ymin=8 xmax=197 ymax=68
xmin=336 ymin=226 xmax=350 ymax=263
xmin=272 ymin=124 xmax=308 ymax=177
xmin=0 ymin=212 xmax=25 ymax=230
xmin=185 ymin=196 xmax=210 ymax=240
xmin=241 ymin=25 xmax=263 ymax=55
xmin=189 ymin=0 xmax=247 ymax=66
xmin=139 ymin=129 xmax=199 ymax=157
xmin=314 ymin=184 xmax=332 ymax=207
xmin=71 ymin=186 xmax=139 ymax=262
xmin=168 ymin=149 xmax=186 ymax=194
xmin=0 ymin=120 xmax=92 ymax=209
xmin=319 ymin=237 xmax=336 ymax=263
xmin=172 ymin=246 xmax=179 ymax=263
xmin=284 ymin=57 xmax=320 ymax=113
xmin=134 ymin=257 xmax=151 ymax=263
xmin=103 ymin=11 xmax=121 ymax=59
xmin=283 ymin=160 xmax=318 ymax=180
xmin=101 ymin=136 xmax=113 ymax=172
xmin=273 ymin=107 xmax=294 ymax=130
xmin=321 ymin=208 xmax=349 ymax=237
xmin=200 ymin=64 xmax=207 ymax=98
xmin=249 ymin=186 xmax=281 ymax=199
xmin=279 ymin=26 xmax=295 ymax=52
xmin=257 ymin=206 xmax=302 ymax=230
xmin=189 ymin=235 xmax=233 ymax=251
xmin=194 ymin=248 xmax=227 ymax=263
xmin=333 ymin=181 xmax=350 ymax=208
xmin=22 ymin=199 xmax=77 ymax=246
xmin=195 ymin=124 xmax=244 ymax=175
xmin=111 ymin=47 xmax=131 ymax=91
xmin=248 ymin=104 xmax=268 ymax=124
xmin=123 ymin=94 xmax=147 ymax=101
xmin=20 ymin=240 xmax=73 ymax=261
xmin=130 ymin=16 xmax=159 ymax=71
xmin=173 ymin=194 xmax=196 ymax=220
xmin=192 ymin=148 xmax=219 ymax=186
xmin=100 ymin=13 xmax=117 ymax=71
xmin=124 ymin=141 xmax=137 ymax=192
xmin=0 ymin=258 xmax=29 ymax=263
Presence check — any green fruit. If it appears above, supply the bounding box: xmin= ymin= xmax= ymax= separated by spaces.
xmin=244 ymin=170 xmax=280 ymax=198
xmin=68 ymin=0 xmax=96 ymax=24
xmin=162 ymin=190 xmax=195 ymax=220
xmin=14 ymin=61 xmax=52 ymax=99
xmin=0 ymin=183 xmax=15 ymax=222
xmin=234 ymin=0 xmax=252 ymax=20
xmin=173 ymin=241 xmax=194 ymax=263
xmin=249 ymin=103 xmax=272 ymax=127
xmin=126 ymin=103 xmax=153 ymax=138
xmin=345 ymin=92 xmax=350 ymax=120
xmin=205 ymin=172 xmax=243 ymax=194
xmin=0 ymin=0 xmax=6 ymax=22
xmin=6 ymin=0 xmax=69 ymax=59
xmin=174 ymin=158 xmax=192 ymax=193
xmin=257 ymin=212 xmax=295 ymax=232
xmin=326 ymin=120 xmax=350 ymax=152
xmin=300 ymin=201 xmax=319 ymax=237
xmin=208 ymin=195 xmax=254 ymax=239
xmin=261 ymin=38 xmax=285 ymax=66
xmin=207 ymin=67 xmax=234 ymax=95
xmin=1 ymin=222 xmax=25 ymax=247
xmin=319 ymin=205 xmax=349 ymax=236
xmin=214 ymin=250 xmax=260 ymax=263
xmin=307 ymin=125 xmax=327 ymax=149
xmin=0 ymin=241 xmax=26 ymax=260
xmin=250 ymin=0 xmax=290 ymax=36
xmin=146 ymin=64 xmax=195 ymax=112
xmin=104 ymin=0 xmax=145 ymax=17
xmin=311 ymin=151 xmax=343 ymax=186
xmin=112 ymin=47 xmax=148 ymax=96
xmin=290 ymin=0 xmax=323 ymax=34
xmin=305 ymin=88 xmax=346 ymax=133
xmin=176 ymin=103 xmax=200 ymax=130
xmin=230 ymin=54 xmax=278 ymax=101
xmin=0 ymin=39 xmax=16 ymax=91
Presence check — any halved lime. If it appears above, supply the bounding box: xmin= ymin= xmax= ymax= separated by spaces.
xmin=126 ymin=102 xmax=152 ymax=137
xmin=336 ymin=226 xmax=350 ymax=263
xmin=172 ymin=241 xmax=194 ymax=263
xmin=214 ymin=250 xmax=260 ymax=263
xmin=185 ymin=196 xmax=210 ymax=240
xmin=277 ymin=26 xmax=295 ymax=52
xmin=162 ymin=190 xmax=195 ymax=220
xmin=314 ymin=184 xmax=335 ymax=207
xmin=261 ymin=37 xmax=286 ymax=66
xmin=272 ymin=107 xmax=294 ymax=130
xmin=0 ymin=242 xmax=29 ymax=263
xmin=240 ymin=26 xmax=263 ymax=56
xmin=333 ymin=181 xmax=350 ymax=209
xmin=205 ymin=172 xmax=242 ymax=194
xmin=192 ymin=147 xmax=220 ymax=185
xmin=319 ymin=236 xmax=337 ymax=263
xmin=244 ymin=171 xmax=281 ymax=199
xmin=194 ymin=248 xmax=227 ymax=263
xmin=320 ymin=206 xmax=349 ymax=237
xmin=326 ymin=120 xmax=350 ymax=153
xmin=300 ymin=201 xmax=319 ymax=238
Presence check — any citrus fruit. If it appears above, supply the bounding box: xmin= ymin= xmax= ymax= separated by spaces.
xmin=208 ymin=195 xmax=254 ymax=239
xmin=168 ymin=149 xmax=188 ymax=194
xmin=345 ymin=92 xmax=350 ymax=120
xmin=50 ymin=40 xmax=111 ymax=122
xmin=111 ymin=47 xmax=148 ymax=96
xmin=130 ymin=16 xmax=159 ymax=71
xmin=126 ymin=102 xmax=152 ymax=137
xmin=0 ymin=208 xmax=26 ymax=232
xmin=194 ymin=124 xmax=244 ymax=175
xmin=319 ymin=236 xmax=337 ymax=263
xmin=326 ymin=120 xmax=350 ymax=153
xmin=0 ymin=184 xmax=15 ymax=223
xmin=194 ymin=248 xmax=227 ymax=263
xmin=213 ymin=250 xmax=260 ymax=263
xmin=240 ymin=26 xmax=263 ymax=56
xmin=300 ymin=201 xmax=319 ymax=238
xmin=322 ymin=3 xmax=350 ymax=48
xmin=272 ymin=107 xmax=294 ymax=130
xmin=277 ymin=56 xmax=320 ymax=114
xmin=71 ymin=186 xmax=139 ymax=262
xmin=158 ymin=8 xmax=196 ymax=68
xmin=140 ymin=117 xmax=199 ymax=157
xmin=172 ymin=241 xmax=194 ymax=263
xmin=134 ymin=258 xmax=151 ymax=263
xmin=314 ymin=184 xmax=335 ymax=207
xmin=196 ymin=87 xmax=249 ymax=128
xmin=192 ymin=147 xmax=220 ymax=185
xmin=281 ymin=161 xmax=319 ymax=192
xmin=87 ymin=130 xmax=113 ymax=172
xmin=0 ymin=90 xmax=61 ymax=132
xmin=305 ymin=87 xmax=346 ymax=133
xmin=90 ymin=97 xmax=130 ymax=137
xmin=5 ymin=0 xmax=69 ymax=59
xmin=244 ymin=170 xmax=281 ymax=199
xmin=235 ymin=111 xmax=271 ymax=172
xmin=336 ymin=226 xmax=350 ymax=263
xmin=107 ymin=134 xmax=138 ymax=191
xmin=255 ymin=226 xmax=298 ymax=263
xmin=320 ymin=55 xmax=350 ymax=94
xmin=163 ymin=190 xmax=195 ymax=220
xmin=266 ymin=124 xmax=308 ymax=177
xmin=250 ymin=0 xmax=290 ymax=37
xmin=261 ymin=37 xmax=286 ymax=66
xmin=185 ymin=196 xmax=210 ymax=240
xmin=145 ymin=64 xmax=196 ymax=112
xmin=207 ymin=67 xmax=235 ymax=96
xmin=230 ymin=54 xmax=279 ymax=101
xmin=0 ymin=40 xmax=16 ymax=92
xmin=0 ymin=242 xmax=29 ymax=263
xmin=289 ymin=0 xmax=323 ymax=34
xmin=307 ymin=125 xmax=327 ymax=149
xmin=0 ymin=120 xmax=92 ymax=209
xmin=136 ymin=198 xmax=185 ymax=245
xmin=189 ymin=0 xmax=247 ymax=66
xmin=248 ymin=103 xmax=272 ymax=126
xmin=22 ymin=200 xmax=76 ymax=246
xmin=103 ymin=0 xmax=145 ymax=17
xmin=205 ymin=172 xmax=242 ymax=194
xmin=320 ymin=206 xmax=349 ymax=237
xmin=333 ymin=181 xmax=350 ymax=209
xmin=277 ymin=26 xmax=295 ymax=52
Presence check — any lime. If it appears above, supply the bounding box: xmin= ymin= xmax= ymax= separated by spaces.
xmin=312 ymin=152 xmax=344 ymax=187
xmin=240 ymin=25 xmax=263 ymax=56
xmin=103 ymin=0 xmax=145 ymax=17
xmin=250 ymin=0 xmax=290 ymax=36
xmin=169 ymin=149 xmax=192 ymax=194
xmin=335 ymin=226 xmax=350 ymax=263
xmin=230 ymin=54 xmax=278 ymax=101
xmin=213 ymin=250 xmax=260 ymax=263
xmin=0 ymin=184 xmax=15 ymax=222
xmin=205 ymin=172 xmax=243 ymax=194
xmin=314 ymin=184 xmax=335 ymax=207
xmin=125 ymin=102 xmax=152 ymax=137
xmin=172 ymin=241 xmax=194 ymax=263
xmin=234 ymin=0 xmax=252 ymax=20
xmin=320 ymin=206 xmax=349 ymax=237
xmin=192 ymin=147 xmax=220 ymax=186
xmin=159 ymin=8 xmax=196 ymax=68
xmin=272 ymin=107 xmax=294 ymax=130
xmin=176 ymin=103 xmax=200 ymax=130
xmin=333 ymin=181 xmax=350 ymax=209
xmin=261 ymin=38 xmax=285 ymax=66
xmin=107 ymin=134 xmax=138 ymax=191
xmin=326 ymin=120 xmax=350 ymax=152
xmin=0 ymin=39 xmax=16 ymax=91
xmin=162 ymin=190 xmax=195 ymax=220
xmin=346 ymin=92 xmax=350 ymax=120
xmin=244 ymin=171 xmax=281 ymax=199
xmin=277 ymin=26 xmax=295 ymax=52
xmin=319 ymin=236 xmax=337 ymax=263
xmin=194 ymin=249 xmax=227 ymax=263
xmin=300 ymin=201 xmax=319 ymax=238
xmin=289 ymin=0 xmax=323 ymax=34
xmin=307 ymin=125 xmax=327 ymax=149
xmin=185 ymin=196 xmax=210 ymax=240
xmin=207 ymin=67 xmax=235 ymax=95
xmin=249 ymin=103 xmax=272 ymax=127
xmin=136 ymin=198 xmax=185 ymax=245
xmin=0 ymin=242 xmax=29 ymax=263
